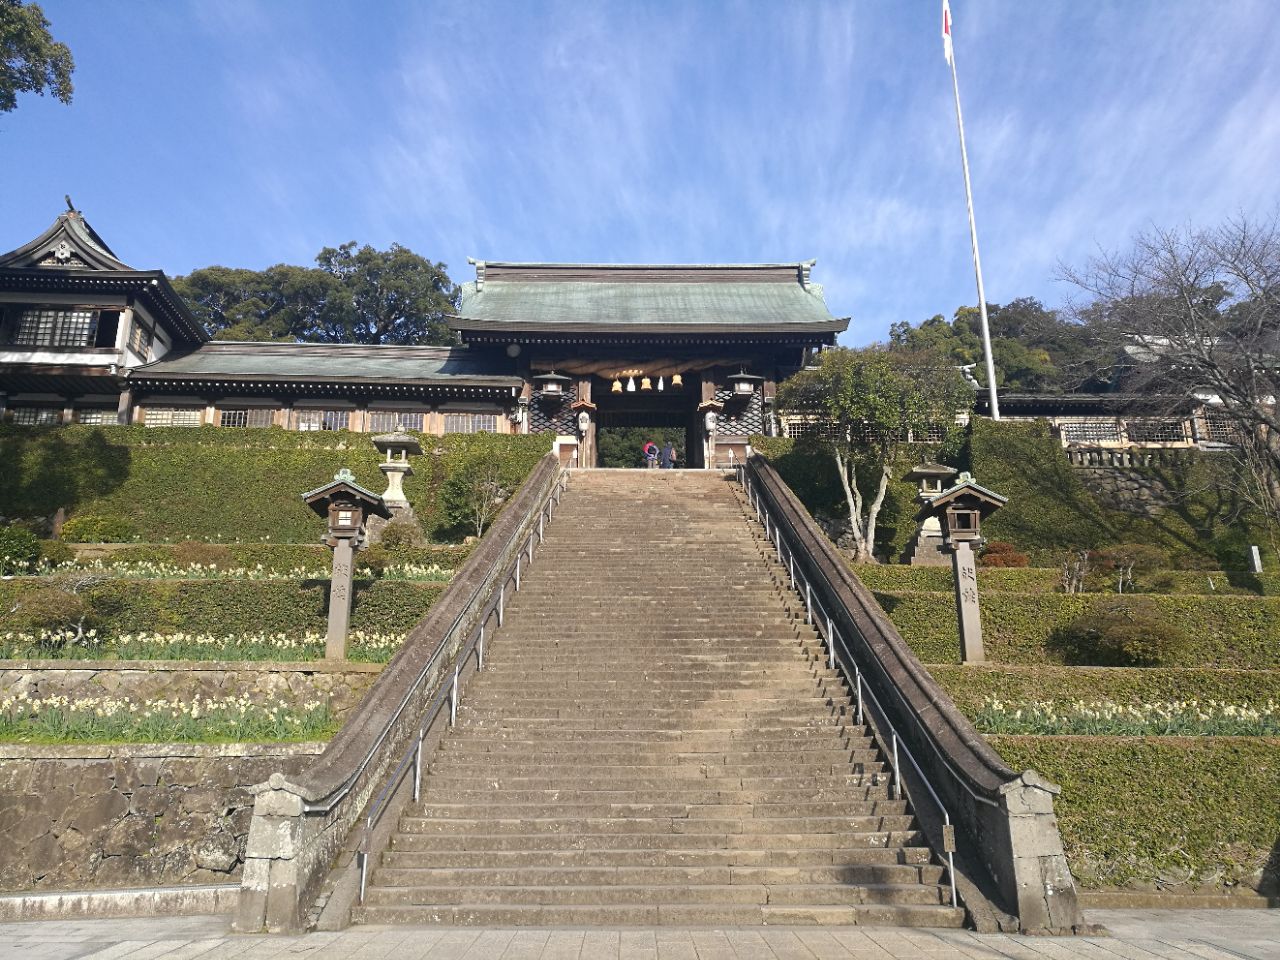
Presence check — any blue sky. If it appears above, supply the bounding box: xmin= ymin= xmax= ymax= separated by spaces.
xmin=3 ymin=1 xmax=1279 ymax=344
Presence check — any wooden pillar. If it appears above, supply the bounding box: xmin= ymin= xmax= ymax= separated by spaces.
xmin=116 ymin=389 xmax=133 ymax=426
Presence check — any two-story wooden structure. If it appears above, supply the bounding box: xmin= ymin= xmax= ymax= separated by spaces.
xmin=0 ymin=211 xmax=848 ymax=466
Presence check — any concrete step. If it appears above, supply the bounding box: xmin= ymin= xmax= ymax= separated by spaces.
xmin=378 ymin=846 xmax=934 ymax=869
xmin=350 ymin=901 xmax=965 ymax=927
xmin=367 ymin=863 xmax=944 ymax=888
xmin=388 ymin=829 xmax=929 ymax=852
xmin=394 ymin=815 xmax=920 ymax=836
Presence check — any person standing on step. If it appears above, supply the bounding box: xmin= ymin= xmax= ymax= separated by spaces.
xmin=662 ymin=441 xmax=676 ymax=470
xmin=643 ymin=441 xmax=659 ymax=469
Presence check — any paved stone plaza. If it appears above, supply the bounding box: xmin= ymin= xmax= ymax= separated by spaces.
xmin=1 ymin=911 xmax=1277 ymax=960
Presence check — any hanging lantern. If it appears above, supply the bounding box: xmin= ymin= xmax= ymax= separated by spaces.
xmin=640 ymin=377 xmax=652 ymax=391
xmin=657 ymin=376 xmax=664 ymax=391
xmin=671 ymin=373 xmax=683 ymax=389
xmin=612 ymin=378 xmax=623 ymax=393
xmin=626 ymin=376 xmax=636 ymax=392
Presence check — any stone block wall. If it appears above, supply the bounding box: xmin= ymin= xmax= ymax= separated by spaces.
xmin=0 ymin=661 xmax=381 ymax=720
xmin=1072 ymin=466 xmax=1172 ymax=517
xmin=0 ymin=743 xmax=321 ymax=891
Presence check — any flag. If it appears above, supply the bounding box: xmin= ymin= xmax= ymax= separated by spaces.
xmin=942 ymin=0 xmax=954 ymax=65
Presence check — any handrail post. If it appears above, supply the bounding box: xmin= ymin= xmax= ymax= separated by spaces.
xmin=856 ymin=669 xmax=864 ymax=726
xmin=450 ymin=665 xmax=459 ymax=727
xmin=357 ymin=848 xmax=367 ymax=904
xmin=498 ymin=585 xmax=505 ymax=627
xmin=477 ymin=624 xmax=485 ymax=671
xmin=413 ymin=735 xmax=423 ymax=802
xmin=892 ymin=732 xmax=900 ymax=800
xmin=826 ymin=616 xmax=835 ymax=670
xmin=539 ymin=512 xmax=545 ymax=543
xmin=804 ymin=581 xmax=812 ymax=624
xmin=515 ymin=555 xmax=522 ymax=591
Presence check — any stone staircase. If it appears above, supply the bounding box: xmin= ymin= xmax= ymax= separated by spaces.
xmin=352 ymin=469 xmax=963 ymax=927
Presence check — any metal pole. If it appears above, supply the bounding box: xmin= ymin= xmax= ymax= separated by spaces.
xmin=947 ymin=18 xmax=1000 ymax=420
xmin=478 ymin=624 xmax=485 ymax=671
xmin=804 ymin=581 xmax=812 ymax=624
xmin=358 ymin=851 xmax=367 ymax=903
xmin=450 ymin=665 xmax=458 ymax=727
xmin=498 ymin=585 xmax=505 ymax=627
xmin=856 ymin=671 xmax=864 ymax=726
xmin=826 ymin=616 xmax=835 ymax=670
xmin=515 ymin=555 xmax=521 ymax=591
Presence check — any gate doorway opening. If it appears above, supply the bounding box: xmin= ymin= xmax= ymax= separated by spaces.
xmin=593 ymin=374 xmax=703 ymax=468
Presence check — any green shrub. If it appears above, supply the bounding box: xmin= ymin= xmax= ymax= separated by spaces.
xmin=357 ymin=545 xmax=392 ymax=575
xmin=1049 ymin=598 xmax=1190 ymax=666
xmin=8 ymin=585 xmax=90 ymax=641
xmin=991 ymin=736 xmax=1280 ymax=890
xmin=169 ymin=540 xmax=234 ymax=568
xmin=379 ymin=517 xmax=424 ymax=550
xmin=858 ymin=564 xmax=1277 ymax=596
xmin=979 ymin=541 xmax=1029 ymax=568
xmin=0 ymin=527 xmax=40 ymax=575
xmin=60 ymin=514 xmax=137 ymax=543
xmin=37 ymin=540 xmax=76 ymax=567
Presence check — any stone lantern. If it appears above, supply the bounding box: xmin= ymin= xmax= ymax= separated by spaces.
xmin=903 ymin=463 xmax=958 ymax=566
xmin=372 ymin=432 xmax=422 ymax=510
xmin=532 ymin=370 xmax=572 ymax=399
xmin=302 ymin=468 xmax=390 ymax=660
xmin=916 ymin=471 xmax=1007 ymax=664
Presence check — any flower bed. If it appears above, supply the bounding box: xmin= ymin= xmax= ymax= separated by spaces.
xmin=0 ymin=691 xmax=335 ymax=744
xmin=20 ymin=559 xmax=453 ymax=582
xmin=0 ymin=630 xmax=404 ymax=663
xmin=975 ymin=697 xmax=1280 ymax=736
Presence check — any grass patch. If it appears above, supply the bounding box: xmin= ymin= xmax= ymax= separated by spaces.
xmin=0 ymin=425 xmax=550 ymax=542
xmin=926 ymin=664 xmax=1280 ymax=712
xmin=876 ymin=590 xmax=1280 ymax=667
xmin=991 ymin=735 xmax=1280 ymax=891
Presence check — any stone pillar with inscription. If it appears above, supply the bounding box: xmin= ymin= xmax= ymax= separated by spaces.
xmin=326 ymin=538 xmax=355 ymax=659
xmin=950 ymin=540 xmax=985 ymax=663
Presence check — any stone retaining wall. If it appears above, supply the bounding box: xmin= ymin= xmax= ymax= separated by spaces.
xmin=0 ymin=661 xmax=381 ymax=719
xmin=0 ymin=743 xmax=321 ymax=891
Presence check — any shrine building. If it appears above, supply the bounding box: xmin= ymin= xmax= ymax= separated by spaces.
xmin=0 ymin=210 xmax=848 ymax=466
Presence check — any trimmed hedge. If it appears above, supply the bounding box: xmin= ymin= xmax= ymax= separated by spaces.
xmin=876 ymin=590 xmax=1280 ymax=667
xmin=95 ymin=542 xmax=472 ymax=573
xmin=857 ymin=565 xmax=1280 ymax=596
xmin=991 ymin=735 xmax=1280 ymax=890
xmin=927 ymin=664 xmax=1280 ymax=712
xmin=967 ymin=419 xmax=1276 ymax=570
xmin=0 ymin=425 xmax=551 ymax=543
xmin=0 ymin=578 xmax=444 ymax=636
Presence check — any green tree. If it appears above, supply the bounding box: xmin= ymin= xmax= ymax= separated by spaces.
xmin=0 ymin=0 xmax=73 ymax=113
xmin=777 ymin=347 xmax=972 ymax=563
xmin=173 ymin=243 xmax=459 ymax=346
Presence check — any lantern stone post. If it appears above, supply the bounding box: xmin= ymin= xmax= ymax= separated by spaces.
xmin=301 ymin=469 xmax=391 ymax=660
xmin=915 ymin=471 xmax=1007 ymax=664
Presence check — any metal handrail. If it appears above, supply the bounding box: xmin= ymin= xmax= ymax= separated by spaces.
xmin=735 ymin=464 xmax=959 ymax=909
xmin=352 ymin=467 xmax=568 ymax=901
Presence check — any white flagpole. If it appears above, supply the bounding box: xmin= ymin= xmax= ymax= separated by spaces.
xmin=945 ymin=4 xmax=1001 ymax=419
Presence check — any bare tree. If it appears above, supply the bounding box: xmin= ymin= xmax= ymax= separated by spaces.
xmin=1063 ymin=211 xmax=1280 ymax=526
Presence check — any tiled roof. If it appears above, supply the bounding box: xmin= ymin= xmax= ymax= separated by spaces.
xmin=128 ymin=342 xmax=523 ymax=388
xmin=453 ymin=262 xmax=847 ymax=336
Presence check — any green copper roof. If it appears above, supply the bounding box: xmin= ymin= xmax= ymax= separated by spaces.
xmin=452 ymin=262 xmax=848 ymax=336
xmin=128 ymin=343 xmax=522 ymax=388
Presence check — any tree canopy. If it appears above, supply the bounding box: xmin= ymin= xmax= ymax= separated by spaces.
xmin=0 ymin=0 xmax=73 ymax=114
xmin=173 ymin=243 xmax=460 ymax=346
xmin=777 ymin=347 xmax=972 ymax=562
xmin=1064 ymin=211 xmax=1280 ymax=526
xmin=888 ymin=297 xmax=1101 ymax=393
